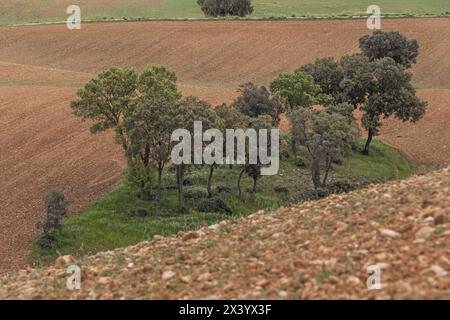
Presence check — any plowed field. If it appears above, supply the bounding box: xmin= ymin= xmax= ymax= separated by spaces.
xmin=1 ymin=18 xmax=449 ymax=273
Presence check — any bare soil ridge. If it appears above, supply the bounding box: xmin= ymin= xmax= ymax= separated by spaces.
xmin=1 ymin=167 xmax=449 ymax=299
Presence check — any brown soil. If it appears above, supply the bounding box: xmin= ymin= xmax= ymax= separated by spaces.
xmin=0 ymin=18 xmax=449 ymax=274
xmin=1 ymin=167 xmax=449 ymax=299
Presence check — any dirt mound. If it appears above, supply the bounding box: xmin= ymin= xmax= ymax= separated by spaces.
xmin=1 ymin=167 xmax=449 ymax=299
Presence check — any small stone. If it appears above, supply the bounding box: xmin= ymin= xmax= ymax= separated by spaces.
xmin=143 ymin=264 xmax=153 ymax=272
xmin=182 ymin=231 xmax=203 ymax=241
xmin=197 ymin=273 xmax=211 ymax=281
xmin=430 ymin=265 xmax=448 ymax=277
xmin=180 ymin=275 xmax=192 ymax=283
xmin=23 ymin=287 xmax=35 ymax=296
xmin=375 ymin=253 xmax=387 ymax=260
xmin=376 ymin=262 xmax=389 ymax=269
xmin=335 ymin=221 xmax=348 ymax=232
xmin=370 ymin=221 xmax=380 ymax=228
xmin=346 ymin=276 xmax=362 ymax=286
xmin=127 ymin=262 xmax=134 ymax=269
xmin=256 ymin=279 xmax=269 ymax=287
xmin=278 ymin=290 xmax=288 ymax=298
xmin=380 ymin=228 xmax=401 ymax=238
xmin=415 ymin=226 xmax=435 ymax=239
xmin=98 ymin=277 xmax=110 ymax=285
xmin=162 ymin=270 xmax=176 ymax=280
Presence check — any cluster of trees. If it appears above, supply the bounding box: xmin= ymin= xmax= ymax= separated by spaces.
xmin=298 ymin=30 xmax=426 ymax=155
xmin=230 ymin=30 xmax=426 ymax=196
xmin=70 ymin=65 xmax=275 ymax=213
xmin=197 ymin=0 xmax=253 ymax=17
xmin=68 ymin=30 xmax=427 ymax=214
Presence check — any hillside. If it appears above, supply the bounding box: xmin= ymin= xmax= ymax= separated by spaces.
xmin=1 ymin=0 xmax=449 ymax=25
xmin=1 ymin=18 xmax=449 ymax=274
xmin=1 ymin=167 xmax=449 ymax=299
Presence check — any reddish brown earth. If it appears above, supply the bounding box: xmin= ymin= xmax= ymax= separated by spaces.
xmin=0 ymin=18 xmax=449 ymax=274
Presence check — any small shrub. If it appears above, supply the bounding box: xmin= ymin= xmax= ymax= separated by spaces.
xmin=162 ymin=174 xmax=177 ymax=189
xmin=36 ymin=191 xmax=69 ymax=248
xmin=198 ymin=196 xmax=233 ymax=214
xmin=216 ymin=185 xmax=232 ymax=194
xmin=197 ymin=0 xmax=254 ymax=17
xmin=294 ymin=156 xmax=309 ymax=167
xmin=274 ymin=186 xmax=289 ymax=193
xmin=184 ymin=186 xmax=209 ymax=200
xmin=183 ymin=178 xmax=194 ymax=186
xmin=280 ymin=134 xmax=292 ymax=159
xmin=124 ymin=158 xmax=154 ymax=201
xmin=126 ymin=208 xmax=150 ymax=218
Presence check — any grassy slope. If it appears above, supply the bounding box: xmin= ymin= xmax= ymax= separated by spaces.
xmin=29 ymin=139 xmax=415 ymax=266
xmin=1 ymin=0 xmax=449 ymax=25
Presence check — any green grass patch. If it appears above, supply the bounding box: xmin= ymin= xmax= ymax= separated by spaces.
xmin=337 ymin=139 xmax=415 ymax=180
xmin=28 ymin=139 xmax=415 ymax=266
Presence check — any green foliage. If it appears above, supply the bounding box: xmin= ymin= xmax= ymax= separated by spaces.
xmin=73 ymin=65 xmax=184 ymax=206
xmin=197 ymin=0 xmax=254 ymax=17
xmin=233 ymin=83 xmax=284 ymax=126
xmin=297 ymin=57 xmax=344 ymax=104
xmin=339 ymin=53 xmax=374 ymax=108
xmin=29 ymin=142 xmax=414 ymax=265
xmin=361 ymin=57 xmax=427 ymax=154
xmin=71 ymin=65 xmax=181 ymax=151
xmin=215 ymin=103 xmax=247 ymax=126
xmin=35 ymin=191 xmax=69 ymax=248
xmin=279 ymin=133 xmax=292 ymax=160
xmin=70 ymin=67 xmax=138 ymax=137
xmin=270 ymin=71 xmax=331 ymax=110
xmin=359 ymin=30 xmax=419 ymax=68
xmin=294 ymin=156 xmax=309 ymax=167
xmin=184 ymin=186 xmax=209 ymax=200
xmin=198 ymin=196 xmax=233 ymax=213
xmin=290 ymin=108 xmax=359 ymax=190
xmin=123 ymin=158 xmax=154 ymax=200
xmin=296 ymin=31 xmax=427 ymax=156
xmin=325 ymin=102 xmax=355 ymax=121
xmin=137 ymin=65 xmax=182 ymax=103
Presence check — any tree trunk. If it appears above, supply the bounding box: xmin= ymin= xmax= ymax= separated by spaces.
xmin=176 ymin=165 xmax=186 ymax=213
xmin=252 ymin=177 xmax=257 ymax=193
xmin=311 ymin=159 xmax=321 ymax=191
xmin=155 ymin=164 xmax=163 ymax=210
xmin=363 ymin=128 xmax=374 ymax=155
xmin=139 ymin=191 xmax=151 ymax=201
xmin=237 ymin=167 xmax=245 ymax=200
xmin=322 ymin=155 xmax=332 ymax=187
xmin=311 ymin=158 xmax=321 ymax=199
xmin=207 ymin=164 xmax=215 ymax=198
xmin=292 ymin=138 xmax=297 ymax=159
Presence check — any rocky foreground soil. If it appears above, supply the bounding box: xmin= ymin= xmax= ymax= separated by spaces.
xmin=1 ymin=168 xmax=450 ymax=299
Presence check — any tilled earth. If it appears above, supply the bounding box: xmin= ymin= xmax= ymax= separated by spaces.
xmin=1 ymin=167 xmax=449 ymax=299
